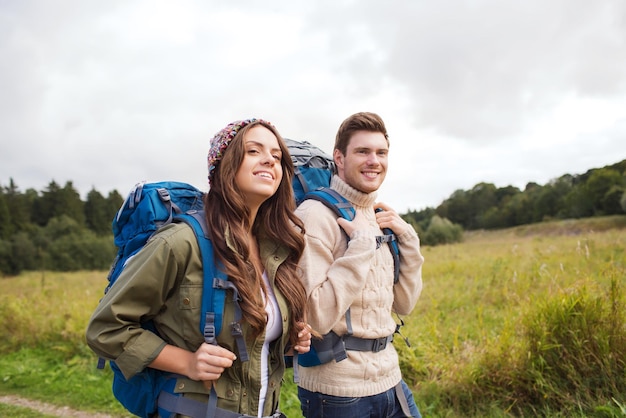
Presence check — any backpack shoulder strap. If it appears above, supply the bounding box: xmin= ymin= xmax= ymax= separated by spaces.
xmin=303 ymin=187 xmax=355 ymax=221
xmin=175 ymin=211 xmax=249 ymax=362
xmin=305 ymin=188 xmax=400 ymax=283
xmin=375 ymin=208 xmax=401 ymax=284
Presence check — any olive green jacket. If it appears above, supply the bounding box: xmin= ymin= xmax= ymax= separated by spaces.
xmin=86 ymin=222 xmax=292 ymax=417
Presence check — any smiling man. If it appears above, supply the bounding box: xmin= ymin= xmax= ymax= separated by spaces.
xmin=295 ymin=112 xmax=425 ymax=417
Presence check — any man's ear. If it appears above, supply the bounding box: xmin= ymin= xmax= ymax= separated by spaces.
xmin=333 ymin=149 xmax=344 ymax=169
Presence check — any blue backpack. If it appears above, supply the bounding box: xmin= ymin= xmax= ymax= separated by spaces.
xmin=100 ymin=181 xmax=248 ymax=418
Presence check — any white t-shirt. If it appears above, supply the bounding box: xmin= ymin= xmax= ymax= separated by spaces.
xmin=258 ymin=271 xmax=282 ymax=417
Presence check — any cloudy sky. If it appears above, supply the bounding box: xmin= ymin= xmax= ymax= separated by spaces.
xmin=1 ymin=0 xmax=625 ymax=212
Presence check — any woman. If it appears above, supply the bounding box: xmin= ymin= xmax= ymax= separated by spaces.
xmin=86 ymin=118 xmax=311 ymax=418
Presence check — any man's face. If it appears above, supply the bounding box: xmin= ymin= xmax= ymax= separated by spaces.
xmin=334 ymin=130 xmax=388 ymax=194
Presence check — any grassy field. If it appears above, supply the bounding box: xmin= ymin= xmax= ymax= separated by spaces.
xmin=1 ymin=215 xmax=625 ymax=417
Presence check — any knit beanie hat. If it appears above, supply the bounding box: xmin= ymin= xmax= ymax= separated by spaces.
xmin=207 ymin=118 xmax=273 ymax=185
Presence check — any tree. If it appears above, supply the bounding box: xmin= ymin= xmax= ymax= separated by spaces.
xmin=563 ymin=186 xmax=594 ymax=218
xmin=107 ymin=190 xmax=124 ymax=215
xmin=602 ymin=185 xmax=625 ymax=215
xmin=437 ymin=189 xmax=471 ymax=228
xmin=467 ymin=183 xmax=498 ymax=229
xmin=85 ymin=188 xmax=111 ymax=235
xmin=60 ymin=181 xmax=85 ymax=226
xmin=533 ymin=176 xmax=573 ymax=221
xmin=481 ymin=206 xmax=507 ymax=229
xmin=33 ymin=181 xmax=85 ymax=226
xmin=2 ymin=179 xmax=35 ymax=234
xmin=584 ymin=168 xmax=625 ymax=215
xmin=0 ymin=192 xmax=10 ymax=240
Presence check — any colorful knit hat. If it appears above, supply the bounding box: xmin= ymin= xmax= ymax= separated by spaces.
xmin=207 ymin=118 xmax=273 ymax=185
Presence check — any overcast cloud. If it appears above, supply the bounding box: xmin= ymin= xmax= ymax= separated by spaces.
xmin=1 ymin=0 xmax=625 ymax=212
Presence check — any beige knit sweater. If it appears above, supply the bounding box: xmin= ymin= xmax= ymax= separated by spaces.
xmin=295 ymin=176 xmax=424 ymax=397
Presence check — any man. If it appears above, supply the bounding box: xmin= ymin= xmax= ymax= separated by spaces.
xmin=295 ymin=112 xmax=425 ymax=417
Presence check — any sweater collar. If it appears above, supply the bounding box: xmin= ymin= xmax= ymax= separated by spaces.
xmin=331 ymin=175 xmax=378 ymax=209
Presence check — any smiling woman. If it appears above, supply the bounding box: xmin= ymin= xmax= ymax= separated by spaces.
xmin=85 ymin=118 xmax=313 ymax=418
xmin=232 ymin=125 xmax=284 ymax=210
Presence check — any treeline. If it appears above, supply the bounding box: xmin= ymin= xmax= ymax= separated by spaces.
xmin=2 ymin=158 xmax=625 ymax=275
xmin=403 ymin=159 xmax=626 ymax=237
xmin=0 ymin=179 xmax=124 ymax=275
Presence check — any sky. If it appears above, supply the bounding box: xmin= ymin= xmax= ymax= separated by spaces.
xmin=1 ymin=0 xmax=625 ymax=213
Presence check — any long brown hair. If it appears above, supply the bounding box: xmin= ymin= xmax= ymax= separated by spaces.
xmin=203 ymin=120 xmax=307 ymax=345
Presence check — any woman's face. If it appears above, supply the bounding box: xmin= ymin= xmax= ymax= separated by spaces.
xmin=235 ymin=125 xmax=283 ymax=207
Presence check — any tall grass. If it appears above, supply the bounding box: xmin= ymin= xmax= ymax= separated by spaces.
xmin=0 ymin=271 xmax=102 ymax=352
xmin=1 ymin=216 xmax=625 ymax=417
xmin=404 ymin=220 xmax=626 ymax=417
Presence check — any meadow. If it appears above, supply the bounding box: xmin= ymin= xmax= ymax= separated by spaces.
xmin=1 ymin=216 xmax=625 ymax=417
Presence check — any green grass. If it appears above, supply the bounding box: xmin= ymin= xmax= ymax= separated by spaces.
xmin=0 ymin=345 xmax=132 ymax=417
xmin=1 ymin=215 xmax=625 ymax=417
xmin=0 ymin=403 xmax=58 ymax=418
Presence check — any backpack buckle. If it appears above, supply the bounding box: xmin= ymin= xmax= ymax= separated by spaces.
xmin=204 ymin=312 xmax=216 ymax=344
xmin=230 ymin=321 xmax=243 ymax=337
xmin=372 ymin=336 xmax=390 ymax=352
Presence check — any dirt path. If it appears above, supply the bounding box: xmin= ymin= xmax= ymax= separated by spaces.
xmin=0 ymin=395 xmax=119 ymax=418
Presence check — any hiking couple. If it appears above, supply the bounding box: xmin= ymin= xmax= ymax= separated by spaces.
xmin=86 ymin=112 xmax=425 ymax=418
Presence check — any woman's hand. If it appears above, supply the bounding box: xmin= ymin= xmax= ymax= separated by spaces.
xmin=149 ymin=342 xmax=236 ymax=390
xmin=293 ymin=322 xmax=312 ymax=354
xmin=188 ymin=343 xmax=237 ymax=382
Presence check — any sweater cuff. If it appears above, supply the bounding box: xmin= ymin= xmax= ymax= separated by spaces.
xmin=397 ymin=226 xmax=418 ymax=243
xmin=349 ymin=229 xmax=376 ymax=245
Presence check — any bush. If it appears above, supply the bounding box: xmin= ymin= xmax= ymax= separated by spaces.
xmin=422 ymin=215 xmax=463 ymax=246
xmin=0 ymin=215 xmax=117 ymax=274
xmin=47 ymin=232 xmax=115 ymax=271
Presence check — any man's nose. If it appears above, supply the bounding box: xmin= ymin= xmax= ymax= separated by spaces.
xmin=366 ymin=152 xmax=380 ymax=165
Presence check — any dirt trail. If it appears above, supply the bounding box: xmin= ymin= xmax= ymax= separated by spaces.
xmin=0 ymin=395 xmax=119 ymax=418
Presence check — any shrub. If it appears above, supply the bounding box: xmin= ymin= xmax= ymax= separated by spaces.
xmin=422 ymin=215 xmax=463 ymax=246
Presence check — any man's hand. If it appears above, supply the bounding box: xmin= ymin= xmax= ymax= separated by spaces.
xmin=336 ymin=209 xmax=370 ymax=237
xmin=374 ymin=202 xmax=410 ymax=235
